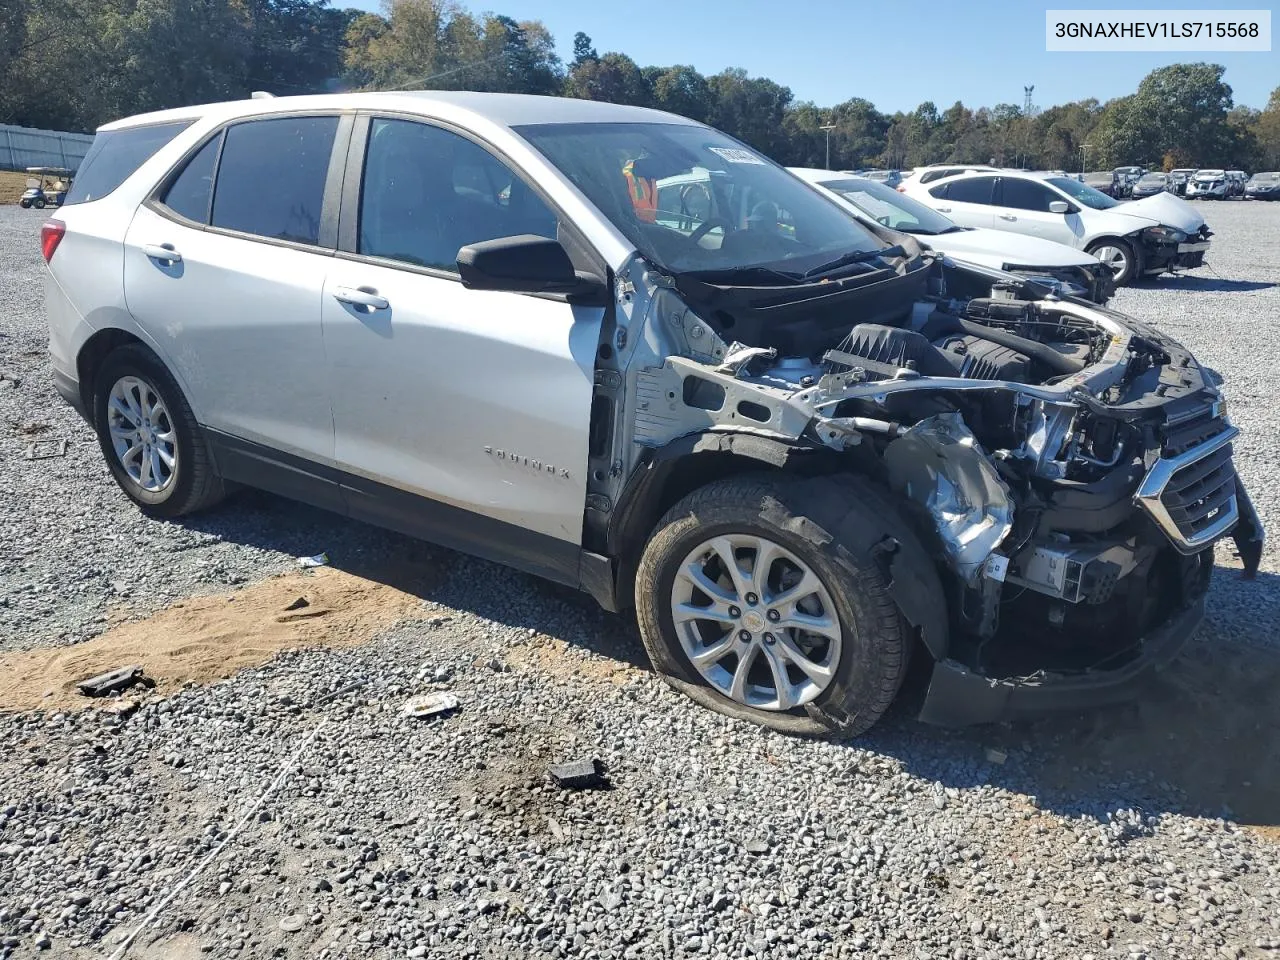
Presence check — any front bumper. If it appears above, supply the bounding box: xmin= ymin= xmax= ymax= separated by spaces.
xmin=918 ymin=594 xmax=1204 ymax=726
xmin=1140 ymin=236 xmax=1211 ymax=271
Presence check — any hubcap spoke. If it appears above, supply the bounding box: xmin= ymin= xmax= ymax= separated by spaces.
xmin=760 ymin=641 xmax=795 ymax=710
xmin=777 ymin=635 xmax=835 ymax=686
xmin=776 ymin=610 xmax=841 ymax=640
xmin=770 ymin=569 xmax=822 ymax=610
xmin=707 ymin=536 xmax=751 ymax=600
xmin=672 ymin=599 xmax=735 ymax=625
xmin=689 ymin=633 xmax=737 ymax=667
xmin=750 ymin=539 xmax=784 ymax=602
xmin=729 ymin=642 xmax=758 ymax=701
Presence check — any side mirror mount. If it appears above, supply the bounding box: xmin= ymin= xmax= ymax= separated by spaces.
xmin=457 ymin=235 xmax=605 ymax=303
xmin=1048 ymin=200 xmax=1070 ymax=214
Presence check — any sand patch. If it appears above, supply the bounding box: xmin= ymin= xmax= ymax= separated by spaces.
xmin=0 ymin=567 xmax=430 ymax=712
xmin=503 ymin=635 xmax=639 ymax=685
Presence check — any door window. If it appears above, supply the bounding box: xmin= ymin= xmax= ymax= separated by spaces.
xmin=209 ymin=116 xmax=338 ymax=245
xmin=358 ymin=118 xmax=558 ymax=271
xmin=934 ymin=176 xmax=996 ymax=204
xmin=159 ymin=133 xmax=222 ymax=224
xmin=1000 ymin=178 xmax=1057 ymax=212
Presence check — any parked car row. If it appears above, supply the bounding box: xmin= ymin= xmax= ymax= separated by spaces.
xmin=37 ymin=91 xmax=1261 ymax=738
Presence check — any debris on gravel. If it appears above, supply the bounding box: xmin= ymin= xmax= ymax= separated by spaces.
xmin=1 ymin=202 xmax=1279 ymax=960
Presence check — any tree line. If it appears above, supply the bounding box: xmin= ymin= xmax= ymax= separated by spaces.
xmin=3 ymin=0 xmax=1279 ymax=172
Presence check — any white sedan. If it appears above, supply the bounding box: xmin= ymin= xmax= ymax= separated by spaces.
xmin=901 ymin=169 xmax=1210 ymax=285
xmin=790 ymin=167 xmax=1114 ymax=302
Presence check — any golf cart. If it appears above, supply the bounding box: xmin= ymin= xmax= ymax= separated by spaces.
xmin=19 ymin=167 xmax=73 ymax=209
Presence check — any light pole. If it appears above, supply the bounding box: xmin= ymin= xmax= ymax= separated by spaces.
xmin=1081 ymin=142 xmax=1091 ymax=176
xmin=821 ymin=124 xmax=836 ymax=170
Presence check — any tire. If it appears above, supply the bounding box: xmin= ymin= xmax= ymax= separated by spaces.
xmin=19 ymin=199 xmax=31 ymax=208
xmin=92 ymin=344 xmax=225 ymax=518
xmin=635 ymin=473 xmax=933 ymax=737
xmin=1087 ymin=238 xmax=1140 ymax=286
xmin=33 ymin=198 xmax=45 ymax=209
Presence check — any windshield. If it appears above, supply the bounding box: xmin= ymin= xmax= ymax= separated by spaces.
xmin=1250 ymin=172 xmax=1280 ymax=182
xmin=816 ymin=177 xmax=957 ymax=235
xmin=1138 ymin=174 xmax=1165 ymax=184
xmin=1196 ymin=170 xmax=1225 ymax=178
xmin=516 ymin=122 xmax=887 ymax=277
xmin=1046 ymin=176 xmax=1119 ymax=210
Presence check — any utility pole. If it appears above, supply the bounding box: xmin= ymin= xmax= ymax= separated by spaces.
xmin=1081 ymin=142 xmax=1091 ymax=176
xmin=820 ymin=124 xmax=836 ymax=170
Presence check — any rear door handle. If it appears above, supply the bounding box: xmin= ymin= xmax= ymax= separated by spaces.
xmin=143 ymin=243 xmax=182 ymax=263
xmin=999 ymin=214 xmax=1017 ymax=221
xmin=936 ymin=206 xmax=951 ymax=213
xmin=333 ymin=286 xmax=389 ymax=310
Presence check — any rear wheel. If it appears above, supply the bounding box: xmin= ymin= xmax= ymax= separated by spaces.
xmin=92 ymin=345 xmax=225 ymax=517
xmin=33 ymin=198 xmax=45 ymax=209
xmin=1087 ymin=239 xmax=1140 ymax=286
xmin=635 ymin=474 xmax=935 ymax=737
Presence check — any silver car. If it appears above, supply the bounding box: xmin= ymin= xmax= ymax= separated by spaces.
xmin=42 ymin=92 xmax=1262 ymax=735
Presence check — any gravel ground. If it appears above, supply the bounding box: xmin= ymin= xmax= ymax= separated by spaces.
xmin=2 ymin=200 xmax=1280 ymax=960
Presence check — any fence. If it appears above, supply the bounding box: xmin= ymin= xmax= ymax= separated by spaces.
xmin=0 ymin=124 xmax=94 ymax=173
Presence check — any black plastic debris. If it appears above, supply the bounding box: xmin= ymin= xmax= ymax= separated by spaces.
xmin=547 ymin=759 xmax=607 ymax=789
xmin=77 ymin=665 xmax=154 ymax=698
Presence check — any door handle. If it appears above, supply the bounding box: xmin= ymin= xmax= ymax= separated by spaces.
xmin=936 ymin=207 xmax=951 ymax=213
xmin=333 ymin=286 xmax=389 ymax=310
xmin=999 ymin=214 xmax=1017 ymax=221
xmin=143 ymin=243 xmax=182 ymax=263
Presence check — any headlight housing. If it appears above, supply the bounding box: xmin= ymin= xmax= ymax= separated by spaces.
xmin=1142 ymin=225 xmax=1187 ymax=243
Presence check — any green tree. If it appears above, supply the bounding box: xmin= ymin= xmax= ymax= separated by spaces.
xmin=571 ymin=31 xmax=596 ymax=67
xmin=564 ymin=51 xmax=649 ymax=105
xmin=1250 ymin=87 xmax=1280 ymax=168
xmin=706 ymin=69 xmax=792 ymax=158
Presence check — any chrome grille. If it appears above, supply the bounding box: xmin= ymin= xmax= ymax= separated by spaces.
xmin=1136 ymin=426 xmax=1239 ymax=553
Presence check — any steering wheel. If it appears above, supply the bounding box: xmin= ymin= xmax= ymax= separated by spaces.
xmin=689 ymin=218 xmax=729 ymax=244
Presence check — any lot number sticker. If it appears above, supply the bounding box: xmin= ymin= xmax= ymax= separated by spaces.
xmin=709 ymin=147 xmax=766 ymax=165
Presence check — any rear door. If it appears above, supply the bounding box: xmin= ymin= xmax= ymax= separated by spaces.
xmin=993 ymin=177 xmax=1081 ymax=247
xmin=123 ymin=114 xmax=349 ymax=483
xmin=928 ymin=176 xmax=997 ymax=229
xmin=320 ymin=114 xmax=605 ymax=573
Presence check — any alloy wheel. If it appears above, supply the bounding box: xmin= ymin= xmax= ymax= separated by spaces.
xmin=669 ymin=533 xmax=843 ymax=711
xmin=1092 ymin=244 xmax=1130 ymax=281
xmin=107 ymin=376 xmax=178 ymax=493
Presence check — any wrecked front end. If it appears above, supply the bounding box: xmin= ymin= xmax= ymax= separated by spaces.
xmin=606 ymin=241 xmax=1263 ymax=726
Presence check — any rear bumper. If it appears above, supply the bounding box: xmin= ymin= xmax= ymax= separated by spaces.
xmin=917 ymin=595 xmax=1204 ymax=726
xmin=53 ymin=366 xmax=89 ymax=422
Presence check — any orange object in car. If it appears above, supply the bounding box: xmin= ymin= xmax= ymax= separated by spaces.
xmin=622 ymin=159 xmax=657 ymax=223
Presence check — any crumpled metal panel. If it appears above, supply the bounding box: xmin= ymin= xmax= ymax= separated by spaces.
xmin=883 ymin=412 xmax=1013 ymax=582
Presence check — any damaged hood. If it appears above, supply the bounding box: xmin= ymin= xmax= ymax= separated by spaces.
xmin=923 ymin=227 xmax=1100 ymax=270
xmin=1122 ymin=192 xmax=1206 ymax=234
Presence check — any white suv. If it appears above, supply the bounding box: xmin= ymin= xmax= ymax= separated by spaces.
xmin=43 ymin=92 xmax=1260 ymax=735
xmin=903 ymin=169 xmax=1210 ymax=284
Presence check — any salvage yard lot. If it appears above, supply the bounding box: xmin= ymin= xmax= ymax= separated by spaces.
xmin=1 ymin=202 xmax=1279 ymax=960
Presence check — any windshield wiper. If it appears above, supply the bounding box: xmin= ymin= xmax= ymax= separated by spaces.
xmin=799 ymin=245 xmax=903 ymax=279
xmin=685 ymin=265 xmax=806 ymax=285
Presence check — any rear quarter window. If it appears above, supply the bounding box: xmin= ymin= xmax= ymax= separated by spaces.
xmin=63 ymin=121 xmax=192 ymax=205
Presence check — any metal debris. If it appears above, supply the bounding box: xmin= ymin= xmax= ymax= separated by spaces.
xmin=25 ymin=438 xmax=68 ymax=460
xmin=297 ymin=552 xmax=329 ymax=568
xmin=547 ymin=758 xmax=607 ymax=789
xmin=401 ymin=692 xmax=460 ymax=720
xmin=77 ymin=665 xmax=154 ymax=698
xmin=282 ymin=596 xmax=310 ymax=611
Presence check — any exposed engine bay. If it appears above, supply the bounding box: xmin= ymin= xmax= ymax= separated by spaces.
xmin=594 ymin=239 xmax=1264 ymax=712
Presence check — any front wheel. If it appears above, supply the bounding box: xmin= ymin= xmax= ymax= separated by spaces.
xmin=19 ymin=199 xmax=31 ymax=208
xmin=635 ymin=474 xmax=937 ymax=737
xmin=1087 ymin=239 xmax=1140 ymax=286
xmin=33 ymin=198 xmax=45 ymax=209
xmin=92 ymin=344 xmax=225 ymax=518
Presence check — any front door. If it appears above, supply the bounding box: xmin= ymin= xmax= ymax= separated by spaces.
xmin=994 ymin=177 xmax=1081 ymax=248
xmin=321 ymin=115 xmax=604 ymax=575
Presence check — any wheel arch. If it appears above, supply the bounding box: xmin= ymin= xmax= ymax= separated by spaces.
xmin=608 ymin=431 xmax=952 ymax=665
xmin=76 ymin=328 xmax=153 ymax=422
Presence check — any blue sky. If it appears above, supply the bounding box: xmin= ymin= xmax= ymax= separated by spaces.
xmin=344 ymin=0 xmax=1279 ymax=111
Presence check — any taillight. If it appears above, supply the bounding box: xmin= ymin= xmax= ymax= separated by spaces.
xmin=41 ymin=220 xmax=65 ymax=263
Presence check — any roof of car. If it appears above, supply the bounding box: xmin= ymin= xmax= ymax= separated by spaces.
xmin=788 ymin=167 xmax=866 ymax=184
xmin=98 ymin=91 xmax=698 ymax=133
